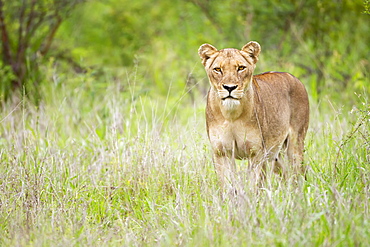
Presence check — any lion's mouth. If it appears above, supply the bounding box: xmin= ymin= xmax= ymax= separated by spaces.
xmin=222 ymin=96 xmax=238 ymax=100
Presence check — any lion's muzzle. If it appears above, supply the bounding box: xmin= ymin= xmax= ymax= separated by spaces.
xmin=219 ymin=84 xmax=241 ymax=100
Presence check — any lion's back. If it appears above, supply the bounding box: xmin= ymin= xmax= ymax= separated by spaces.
xmin=253 ymin=71 xmax=308 ymax=103
xmin=253 ymin=71 xmax=309 ymax=133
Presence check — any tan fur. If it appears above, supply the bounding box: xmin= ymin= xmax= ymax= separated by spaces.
xmin=198 ymin=42 xmax=309 ymax=186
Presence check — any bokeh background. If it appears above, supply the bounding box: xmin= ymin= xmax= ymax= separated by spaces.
xmin=0 ymin=1 xmax=369 ymax=245
xmin=1 ymin=0 xmax=369 ymax=104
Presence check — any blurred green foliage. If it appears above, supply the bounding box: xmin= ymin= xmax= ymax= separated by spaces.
xmin=1 ymin=0 xmax=369 ymax=103
xmin=0 ymin=0 xmax=84 ymax=101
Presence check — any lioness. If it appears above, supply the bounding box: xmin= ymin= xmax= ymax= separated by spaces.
xmin=198 ymin=41 xmax=309 ymax=186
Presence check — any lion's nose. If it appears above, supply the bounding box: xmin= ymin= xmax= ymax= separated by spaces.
xmin=223 ymin=85 xmax=238 ymax=93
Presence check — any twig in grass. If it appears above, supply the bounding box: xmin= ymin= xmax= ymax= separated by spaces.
xmin=334 ymin=108 xmax=368 ymax=173
xmin=0 ymin=100 xmax=23 ymax=123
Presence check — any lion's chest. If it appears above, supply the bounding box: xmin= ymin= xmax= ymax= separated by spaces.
xmin=208 ymin=120 xmax=262 ymax=159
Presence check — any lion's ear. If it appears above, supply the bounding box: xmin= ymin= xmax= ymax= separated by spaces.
xmin=198 ymin=44 xmax=218 ymax=66
xmin=241 ymin=41 xmax=261 ymax=64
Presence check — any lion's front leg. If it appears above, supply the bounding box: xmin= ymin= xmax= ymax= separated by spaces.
xmin=212 ymin=151 xmax=236 ymax=190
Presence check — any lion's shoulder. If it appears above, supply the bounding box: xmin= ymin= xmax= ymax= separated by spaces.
xmin=254 ymin=71 xmax=294 ymax=81
xmin=253 ymin=71 xmax=301 ymax=88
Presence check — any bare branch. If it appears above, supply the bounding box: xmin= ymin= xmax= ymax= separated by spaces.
xmin=16 ymin=0 xmax=27 ymax=68
xmin=25 ymin=0 xmax=36 ymax=33
xmin=56 ymin=51 xmax=87 ymax=74
xmin=39 ymin=14 xmax=62 ymax=56
xmin=24 ymin=12 xmax=46 ymax=51
xmin=0 ymin=0 xmax=14 ymax=66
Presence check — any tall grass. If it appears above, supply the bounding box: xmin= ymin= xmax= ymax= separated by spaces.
xmin=0 ymin=69 xmax=369 ymax=246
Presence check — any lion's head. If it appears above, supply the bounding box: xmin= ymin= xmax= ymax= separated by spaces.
xmin=198 ymin=42 xmax=261 ymax=109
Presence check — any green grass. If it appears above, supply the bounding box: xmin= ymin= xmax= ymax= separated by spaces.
xmin=0 ymin=72 xmax=369 ymax=246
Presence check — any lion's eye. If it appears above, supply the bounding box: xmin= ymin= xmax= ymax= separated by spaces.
xmin=237 ymin=66 xmax=246 ymax=71
xmin=213 ymin=67 xmax=222 ymax=73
